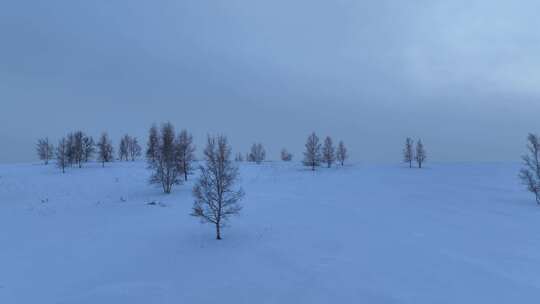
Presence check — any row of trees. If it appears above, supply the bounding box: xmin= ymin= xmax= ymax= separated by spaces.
xmin=39 ymin=132 xmax=349 ymax=172
xmin=232 ymin=133 xmax=347 ymax=170
xmin=37 ymin=132 xmax=145 ymax=173
xmin=403 ymin=137 xmax=427 ymax=168
xmin=235 ymin=145 xmax=293 ymax=163
xmin=50 ymin=131 xmax=96 ymax=172
xmin=303 ymin=132 xmax=347 ymax=170
xmin=54 ymin=132 xmax=116 ymax=172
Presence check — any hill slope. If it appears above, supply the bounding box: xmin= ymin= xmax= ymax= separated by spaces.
xmin=0 ymin=161 xmax=539 ymax=303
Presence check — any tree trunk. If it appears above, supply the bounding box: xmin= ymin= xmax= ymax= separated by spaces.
xmin=216 ymin=223 xmax=221 ymax=240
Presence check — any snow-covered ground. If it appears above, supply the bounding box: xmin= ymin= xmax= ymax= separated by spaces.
xmin=1 ymin=161 xmax=539 ymax=303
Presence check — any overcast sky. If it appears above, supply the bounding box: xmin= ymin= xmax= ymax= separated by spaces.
xmin=1 ymin=0 xmax=540 ymax=163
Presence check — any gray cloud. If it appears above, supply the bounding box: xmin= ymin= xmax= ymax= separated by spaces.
xmin=1 ymin=0 xmax=539 ymax=163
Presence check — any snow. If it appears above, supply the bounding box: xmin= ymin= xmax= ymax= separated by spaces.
xmin=1 ymin=161 xmax=539 ymax=303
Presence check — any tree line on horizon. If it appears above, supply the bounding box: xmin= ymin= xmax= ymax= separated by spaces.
xmin=36 ymin=130 xmax=350 ymax=172
xmin=33 ymin=129 xmax=540 ymax=237
xmin=39 ymin=132 xmax=142 ymax=173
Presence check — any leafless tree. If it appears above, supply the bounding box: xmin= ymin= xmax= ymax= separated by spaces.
xmin=146 ymin=124 xmax=159 ymax=162
xmin=248 ymin=143 xmax=266 ymax=164
xmin=148 ymin=123 xmax=183 ymax=194
xmin=303 ymin=132 xmax=321 ymax=170
xmin=280 ymin=148 xmax=293 ymax=161
xmin=336 ymin=140 xmax=348 ymax=166
xmin=82 ymin=135 xmax=95 ymax=163
xmin=97 ymin=132 xmax=114 ymax=167
xmin=128 ymin=136 xmax=142 ymax=161
xmin=119 ymin=135 xmax=130 ymax=161
xmin=56 ymin=137 xmax=68 ymax=173
xmin=65 ymin=133 xmax=75 ymax=166
xmin=70 ymin=131 xmax=86 ymax=168
xmin=322 ymin=136 xmax=335 ymax=168
xmin=403 ymin=137 xmax=414 ymax=168
xmin=192 ymin=135 xmax=244 ymax=240
xmin=36 ymin=137 xmax=54 ymax=165
xmin=415 ymin=139 xmax=426 ymax=168
xmin=519 ymin=133 xmax=540 ymax=205
xmin=176 ymin=129 xmax=196 ymax=181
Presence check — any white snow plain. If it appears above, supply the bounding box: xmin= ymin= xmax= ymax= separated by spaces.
xmin=1 ymin=161 xmax=539 ymax=303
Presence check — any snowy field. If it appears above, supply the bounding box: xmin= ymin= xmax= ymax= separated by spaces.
xmin=1 ymin=161 xmax=539 ymax=303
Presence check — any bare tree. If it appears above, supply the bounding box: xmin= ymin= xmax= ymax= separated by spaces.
xmin=280 ymin=148 xmax=293 ymax=161
xmin=56 ymin=138 xmax=68 ymax=173
xmin=415 ymin=139 xmax=426 ymax=168
xmin=403 ymin=137 xmax=414 ymax=168
xmin=147 ymin=123 xmax=183 ymax=194
xmin=119 ymin=135 xmax=130 ymax=161
xmin=336 ymin=140 xmax=348 ymax=166
xmin=303 ymin=132 xmax=321 ymax=170
xmin=519 ymin=133 xmax=540 ymax=205
xmin=192 ymin=135 xmax=244 ymax=240
xmin=248 ymin=143 xmax=266 ymax=164
xmin=67 ymin=131 xmax=88 ymax=168
xmin=176 ymin=129 xmax=196 ymax=181
xmin=97 ymin=132 xmax=114 ymax=167
xmin=82 ymin=135 xmax=95 ymax=163
xmin=65 ymin=133 xmax=75 ymax=167
xmin=146 ymin=124 xmax=159 ymax=162
xmin=128 ymin=136 xmax=142 ymax=161
xmin=322 ymin=136 xmax=335 ymax=168
xmin=36 ymin=137 xmax=54 ymax=165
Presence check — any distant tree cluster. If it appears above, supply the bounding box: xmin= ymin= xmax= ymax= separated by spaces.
xmin=146 ymin=123 xmax=195 ymax=194
xmin=403 ymin=137 xmax=427 ymax=168
xmin=119 ymin=135 xmax=141 ymax=161
xmin=36 ymin=138 xmax=54 ymax=165
xmin=280 ymin=149 xmax=293 ymax=161
xmin=302 ymin=132 xmax=347 ymax=170
xmin=51 ymin=131 xmax=96 ymax=172
xmin=248 ymin=143 xmax=266 ymax=164
xmin=37 ymin=130 xmax=142 ymax=172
